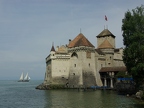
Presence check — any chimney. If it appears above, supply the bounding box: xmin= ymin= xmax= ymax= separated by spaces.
xmin=69 ymin=39 xmax=71 ymax=43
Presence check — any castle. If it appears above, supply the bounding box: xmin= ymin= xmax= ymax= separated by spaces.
xmin=43 ymin=29 xmax=126 ymax=88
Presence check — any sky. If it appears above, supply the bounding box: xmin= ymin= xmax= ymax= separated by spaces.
xmin=0 ymin=0 xmax=143 ymax=80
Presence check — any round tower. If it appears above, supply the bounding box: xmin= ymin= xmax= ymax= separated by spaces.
xmin=67 ymin=33 xmax=102 ymax=88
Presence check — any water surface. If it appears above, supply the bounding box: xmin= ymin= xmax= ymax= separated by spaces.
xmin=0 ymin=80 xmax=144 ymax=108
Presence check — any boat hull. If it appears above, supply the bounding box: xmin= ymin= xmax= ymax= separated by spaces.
xmin=18 ymin=80 xmax=29 ymax=82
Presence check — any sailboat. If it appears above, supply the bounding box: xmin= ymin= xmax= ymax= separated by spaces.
xmin=24 ymin=73 xmax=31 ymax=82
xmin=18 ymin=72 xmax=30 ymax=82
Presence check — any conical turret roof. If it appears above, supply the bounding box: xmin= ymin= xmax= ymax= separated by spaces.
xmin=68 ymin=33 xmax=94 ymax=48
xmin=97 ymin=29 xmax=115 ymax=38
xmin=50 ymin=45 xmax=55 ymax=52
xmin=98 ymin=39 xmax=114 ymax=49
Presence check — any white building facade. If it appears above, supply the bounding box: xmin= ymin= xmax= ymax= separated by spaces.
xmin=44 ymin=29 xmax=126 ymax=88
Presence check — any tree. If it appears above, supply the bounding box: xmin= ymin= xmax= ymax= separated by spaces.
xmin=122 ymin=5 xmax=144 ymax=89
xmin=116 ymin=71 xmax=131 ymax=78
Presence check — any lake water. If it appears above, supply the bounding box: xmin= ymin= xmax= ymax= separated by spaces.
xmin=0 ymin=80 xmax=144 ymax=108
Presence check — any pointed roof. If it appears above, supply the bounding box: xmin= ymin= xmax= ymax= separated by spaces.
xmin=97 ymin=29 xmax=115 ymax=38
xmin=68 ymin=33 xmax=94 ymax=48
xmin=98 ymin=39 xmax=114 ymax=49
xmin=50 ymin=45 xmax=55 ymax=52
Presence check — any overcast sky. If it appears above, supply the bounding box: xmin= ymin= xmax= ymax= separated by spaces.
xmin=0 ymin=0 xmax=143 ymax=80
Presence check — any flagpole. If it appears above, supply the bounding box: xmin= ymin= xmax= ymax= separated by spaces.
xmin=105 ymin=15 xmax=108 ymax=29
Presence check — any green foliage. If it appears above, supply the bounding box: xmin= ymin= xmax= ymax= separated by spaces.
xmin=116 ymin=71 xmax=126 ymax=78
xmin=116 ymin=71 xmax=131 ymax=78
xmin=141 ymin=95 xmax=144 ymax=100
xmin=122 ymin=5 xmax=144 ymax=88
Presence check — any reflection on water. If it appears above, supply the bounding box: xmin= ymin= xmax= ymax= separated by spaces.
xmin=1 ymin=80 xmax=144 ymax=108
xmin=44 ymin=89 xmax=144 ymax=108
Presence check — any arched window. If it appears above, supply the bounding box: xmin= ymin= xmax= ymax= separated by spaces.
xmin=71 ymin=52 xmax=78 ymax=58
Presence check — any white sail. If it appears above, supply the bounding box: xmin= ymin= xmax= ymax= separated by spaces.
xmin=18 ymin=72 xmax=30 ymax=82
xmin=19 ymin=72 xmax=24 ymax=80
xmin=24 ymin=73 xmax=29 ymax=80
xmin=28 ymin=76 xmax=31 ymax=80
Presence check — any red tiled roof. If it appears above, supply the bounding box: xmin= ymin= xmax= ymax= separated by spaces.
xmin=98 ymin=39 xmax=114 ymax=49
xmin=68 ymin=33 xmax=94 ymax=48
xmin=99 ymin=66 xmax=127 ymax=72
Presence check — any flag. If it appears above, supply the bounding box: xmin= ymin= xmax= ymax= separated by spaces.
xmin=105 ymin=15 xmax=108 ymax=21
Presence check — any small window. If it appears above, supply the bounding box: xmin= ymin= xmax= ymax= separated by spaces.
xmin=110 ymin=56 xmax=111 ymax=60
xmin=73 ymin=73 xmax=75 ymax=75
xmin=89 ymin=63 xmax=90 ymax=67
xmin=74 ymin=64 xmax=76 ymax=67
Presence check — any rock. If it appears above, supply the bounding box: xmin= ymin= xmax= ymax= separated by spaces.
xmin=136 ymin=90 xmax=143 ymax=99
xmin=35 ymin=83 xmax=51 ymax=90
xmin=126 ymin=94 xmax=129 ymax=97
xmin=115 ymin=82 xmax=136 ymax=95
xmin=35 ymin=83 xmax=67 ymax=90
